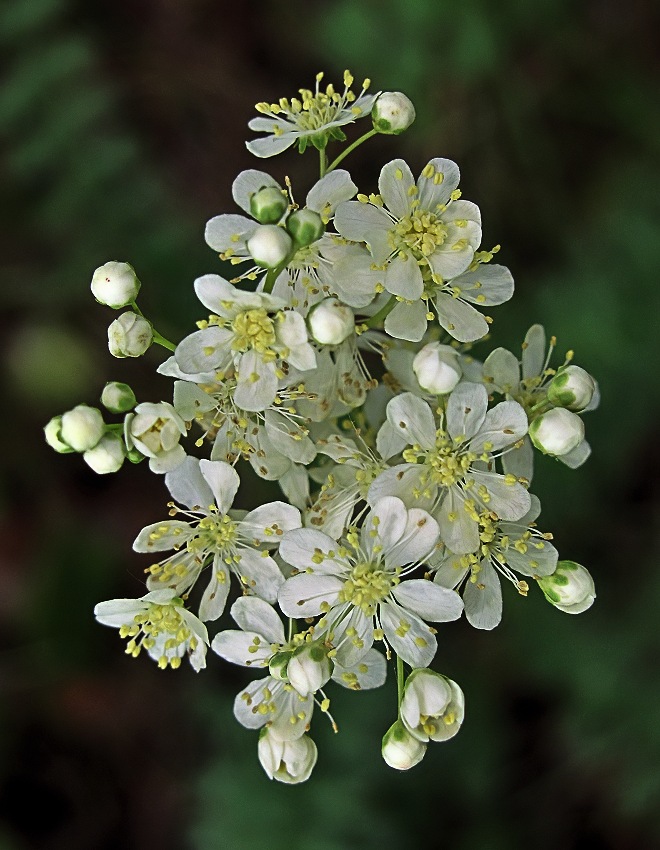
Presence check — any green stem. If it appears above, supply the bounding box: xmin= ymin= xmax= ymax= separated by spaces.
xmin=152 ymin=330 xmax=176 ymax=352
xmin=319 ymin=148 xmax=327 ymax=178
xmin=396 ymin=654 xmax=405 ymax=712
xmin=326 ymin=128 xmax=378 ymax=173
xmin=363 ymin=294 xmax=397 ymax=329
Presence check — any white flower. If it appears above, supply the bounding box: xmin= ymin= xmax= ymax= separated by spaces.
xmin=60 ymin=404 xmax=105 ymax=452
xmin=372 ymin=91 xmax=416 ymax=134
xmin=412 ymin=342 xmax=462 ymax=394
xmin=308 ymin=298 xmax=355 ymax=345
xmin=381 ymin=719 xmax=426 ymax=770
xmin=90 ymin=261 xmax=140 ymax=309
xmin=234 ymin=674 xmax=314 ymax=740
xmin=258 ymin=729 xmax=318 ymax=784
xmin=432 ymin=495 xmax=557 ymax=630
xmin=400 ymin=668 xmax=464 ymax=742
xmin=246 ymin=224 xmax=293 ymax=269
xmin=278 ymin=496 xmax=463 ymax=669
xmin=529 ymin=408 xmax=585 ymax=457
xmin=287 ymin=643 xmax=332 ymax=697
xmin=538 ymin=560 xmax=596 ymax=614
xmin=101 ymin=381 xmax=137 ymax=414
xmin=94 ymin=588 xmax=208 ymax=671
xmin=124 ymin=401 xmax=186 ymax=473
xmin=44 ymin=416 xmax=74 ymax=453
xmin=547 ymin=365 xmax=597 ymax=412
xmin=134 ymin=457 xmax=300 ymax=620
xmin=83 ymin=432 xmax=125 ymax=474
xmin=369 ymin=385 xmax=531 ymax=555
xmin=246 ymin=70 xmax=378 ymax=158
xmin=108 ymin=312 xmax=153 ymax=358
xmin=173 ymin=275 xmax=316 ymax=412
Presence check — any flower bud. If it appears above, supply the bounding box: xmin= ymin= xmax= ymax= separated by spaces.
xmin=287 ymin=643 xmax=332 ymax=697
xmin=381 ymin=719 xmax=427 ymax=770
xmin=538 ymin=560 xmax=596 ymax=614
xmin=246 ymin=224 xmax=293 ymax=269
xmin=413 ymin=342 xmax=462 ymax=394
xmin=44 ymin=416 xmax=74 ymax=454
xmin=83 ymin=432 xmax=125 ymax=474
xmin=400 ymin=669 xmax=465 ymax=742
xmin=529 ymin=408 xmax=585 ymax=456
xmin=91 ymin=261 xmax=140 ymax=309
xmin=60 ymin=404 xmax=105 ymax=452
xmin=547 ymin=365 xmax=596 ymax=412
xmin=258 ymin=728 xmax=317 ymax=784
xmin=268 ymin=650 xmax=293 ymax=681
xmin=108 ymin=312 xmax=153 ymax=358
xmin=308 ymin=298 xmax=354 ymax=345
xmin=125 ymin=401 xmax=186 ymax=473
xmin=286 ymin=209 xmax=324 ymax=248
xmin=101 ymin=381 xmax=137 ymax=413
xmin=372 ymin=92 xmax=416 ymax=134
xmin=250 ymin=186 xmax=288 ymax=224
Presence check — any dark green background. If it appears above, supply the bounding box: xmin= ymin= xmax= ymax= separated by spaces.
xmin=1 ymin=1 xmax=659 ymax=847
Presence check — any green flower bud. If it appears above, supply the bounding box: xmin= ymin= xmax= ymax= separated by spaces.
xmin=372 ymin=92 xmax=416 ymax=135
xmin=249 ymin=186 xmax=288 ymax=224
xmin=529 ymin=408 xmax=584 ymax=456
xmin=101 ymin=381 xmax=137 ymax=413
xmin=246 ymin=224 xmax=293 ymax=269
xmin=547 ymin=365 xmax=596 ymax=412
xmin=83 ymin=433 xmax=125 ymax=474
xmin=286 ymin=209 xmax=324 ymax=248
xmin=537 ymin=560 xmax=595 ymax=614
xmin=91 ymin=261 xmax=140 ymax=309
xmin=381 ymin=719 xmax=427 ymax=770
xmin=44 ymin=415 xmax=74 ymax=453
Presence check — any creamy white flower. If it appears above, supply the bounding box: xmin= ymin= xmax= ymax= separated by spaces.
xmin=83 ymin=432 xmax=125 ymax=474
xmin=60 ymin=404 xmax=105 ymax=452
xmin=547 ymin=365 xmax=597 ymax=412
xmin=400 ymin=669 xmax=464 ymax=742
xmin=90 ymin=261 xmax=140 ymax=309
xmin=94 ymin=588 xmax=208 ymax=671
xmin=432 ymin=495 xmax=557 ymax=630
xmin=124 ymin=401 xmax=186 ymax=473
xmin=108 ymin=312 xmax=153 ymax=358
xmin=529 ymin=408 xmax=585 ymax=457
xmin=412 ymin=342 xmax=462 ymax=394
xmin=308 ymin=298 xmax=355 ymax=345
xmin=278 ymin=497 xmax=463 ymax=668
xmin=538 ymin=560 xmax=595 ymax=614
xmin=247 ymin=70 xmax=378 ymax=158
xmin=372 ymin=92 xmax=416 ymax=134
xmin=381 ymin=719 xmax=426 ymax=770
xmin=135 ymin=457 xmax=300 ymax=620
xmin=258 ymin=729 xmax=318 ymax=784
xmin=369 ymin=385 xmax=531 ymax=555
xmin=246 ymin=224 xmax=293 ymax=269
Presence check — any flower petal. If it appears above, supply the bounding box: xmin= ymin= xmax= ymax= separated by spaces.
xmin=522 ymin=324 xmax=546 ymax=380
xmin=385 ymin=509 xmax=439 ymax=568
xmin=240 ymin=501 xmax=302 ymax=543
xmin=175 ymin=327 xmax=233 ymax=375
xmin=384 ymin=254 xmax=423 ymax=299
xmin=245 ymin=133 xmax=298 ymax=158
xmin=468 ymin=470 xmax=531 ymax=521
xmin=332 ymin=648 xmax=387 ymax=691
xmin=384 ymin=299 xmax=428 ymax=342
xmin=380 ymin=599 xmax=437 ymax=668
xmin=434 ymin=292 xmax=488 ymax=343
xmin=463 ymin=559 xmax=502 ymax=630
xmin=458 ymin=264 xmax=514 ymax=306
xmin=279 ymin=528 xmax=342 ymax=573
xmin=165 ymin=455 xmax=214 ymax=510
xmin=306 ymin=169 xmax=357 ymax=218
xmin=469 ymin=400 xmax=528 ymax=454
xmin=232 ymin=169 xmax=282 ymax=215
xmin=278 ymin=573 xmax=344 ymax=617
xmin=211 ymin=629 xmax=272 ymax=667
xmin=133 ymin=520 xmax=193 ymax=553
xmin=230 ymin=596 xmax=286 ymax=645
xmin=379 ymin=159 xmax=415 ymax=219
xmin=204 ymin=214 xmax=257 ymax=254
xmin=199 ymin=459 xmax=240 ymax=514
xmin=392 ymin=579 xmax=463 ymax=622
xmin=234 ymin=352 xmax=278 ymax=411
xmin=416 ymin=158 xmax=460 ymax=212
xmin=198 ymin=562 xmax=231 ymax=621
xmin=235 ymin=549 xmax=285 ymax=604
xmin=386 ymin=392 xmax=436 ymax=449
xmin=360 ymin=496 xmax=408 ymax=560
xmin=446 ymin=382 xmax=488 ymax=441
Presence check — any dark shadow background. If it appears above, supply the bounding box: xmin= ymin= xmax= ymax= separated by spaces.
xmin=1 ymin=0 xmax=660 ymax=848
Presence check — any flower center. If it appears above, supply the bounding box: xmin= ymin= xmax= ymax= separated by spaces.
xmin=119 ymin=601 xmax=195 ymax=669
xmin=231 ymin=308 xmax=276 ymax=353
xmin=390 ymin=209 xmax=448 ymax=261
xmin=191 ymin=514 xmax=238 ymax=554
xmin=403 ymin=433 xmax=475 ymax=488
xmin=338 ymin=562 xmax=398 ymax=616
xmin=138 ymin=417 xmax=169 ymax=453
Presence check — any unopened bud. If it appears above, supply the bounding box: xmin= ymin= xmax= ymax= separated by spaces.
xmin=413 ymin=342 xmax=462 ymax=394
xmin=548 ymin=365 xmax=596 ymax=412
xmin=381 ymin=719 xmax=427 ymax=770
xmin=60 ymin=404 xmax=104 ymax=452
xmin=268 ymin=650 xmax=293 ymax=681
xmin=538 ymin=560 xmax=596 ymax=614
xmin=286 ymin=209 xmax=324 ymax=248
xmin=287 ymin=643 xmax=332 ymax=697
xmin=258 ymin=728 xmax=317 ymax=784
xmin=400 ymin=669 xmax=465 ymax=742
xmin=250 ymin=186 xmax=288 ymax=224
xmin=529 ymin=408 xmax=584 ymax=457
xmin=372 ymin=92 xmax=416 ymax=135
xmin=108 ymin=312 xmax=153 ymax=358
xmin=44 ymin=415 xmax=74 ymax=453
xmin=101 ymin=381 xmax=137 ymax=413
xmin=246 ymin=224 xmax=293 ymax=269
xmin=91 ymin=261 xmax=140 ymax=309
xmin=83 ymin=432 xmax=125 ymax=474
xmin=308 ymin=298 xmax=354 ymax=345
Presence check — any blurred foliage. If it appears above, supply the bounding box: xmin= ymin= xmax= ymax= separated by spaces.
xmin=1 ymin=0 xmax=659 ymax=847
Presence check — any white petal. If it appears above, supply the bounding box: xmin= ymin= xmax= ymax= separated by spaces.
xmin=333 ymin=201 xmax=393 ymax=260
xmin=522 ymin=324 xmax=546 ymax=379
xmin=194 ymin=274 xmax=263 ymax=314
xmin=385 ymin=508 xmax=439 ymax=567
xmin=230 ymin=595 xmax=286 ymax=644
xmin=446 ymin=382 xmax=488 ymax=441
xmin=245 ymin=133 xmax=298 ymax=158
xmin=165 ymin=455 xmax=214 ymax=509
xmin=235 ymin=548 xmax=285 ymax=604
xmin=329 ymin=606 xmax=373 ymax=668
xmin=232 ymin=169 xmax=282 ymax=215
xmin=558 ymin=440 xmax=592 ymax=469
xmin=367 ymin=464 xmax=430 ymax=508
xmin=286 ymin=342 xmax=317 ymax=373
xmin=384 ymin=254 xmax=423 ymax=299
xmin=458 ymin=264 xmax=514 ymax=306
xmin=328 ymin=246 xmax=381 ymax=308
xmin=204 ymin=215 xmax=257 ymax=253
xmin=133 ymin=520 xmax=193 ymax=553
xmin=175 ymin=327 xmax=233 ymax=374
xmin=378 ymin=159 xmax=415 ymax=218
xmin=199 ymin=459 xmax=240 ymax=515
xmin=94 ymin=598 xmax=147 ymax=628
xmin=505 ymin=539 xmax=558 ymax=578
xmin=264 ymin=412 xmax=316 ymax=465
xmin=173 ymin=380 xmax=217 ymax=419
xmin=211 ymin=629 xmax=271 ymax=667
xmin=502 ymin=436 xmax=534 ymax=482
xmin=240 ymin=501 xmax=302 ymax=543
xmin=428 ymin=246 xmax=474 ymax=281
xmin=468 ymin=470 xmax=532 ymax=520
xmin=234 ymin=352 xmax=278 ymax=411
xmin=416 ymin=158 xmax=460 ymax=212
xmin=392 ymin=579 xmax=463 ymax=622
xmin=277 ymin=573 xmax=343 ymax=617
xmin=198 ymin=563 xmax=231 ymax=621
xmin=436 ymin=488 xmax=480 ymax=554
xmin=386 ymin=392 xmax=436 ymax=448
xmin=306 ymin=169 xmax=357 ymax=217
xmin=376 ymin=420 xmax=408 ymax=460
xmin=433 ymin=553 xmax=470 ymax=590
xmin=380 ymin=600 xmax=437 ymax=668
xmin=463 ymin=559 xmax=502 ymax=629
xmin=360 ymin=497 xmax=408 ymax=560
xmin=434 ymin=292 xmax=488 ymax=343
xmin=332 ymin=648 xmax=387 ymax=691
xmin=279 ymin=528 xmax=341 ymax=573
xmin=482 ymin=347 xmax=521 ymax=394
xmin=469 ymin=400 xmax=528 ymax=453
xmin=384 ymin=299 xmax=428 ymax=342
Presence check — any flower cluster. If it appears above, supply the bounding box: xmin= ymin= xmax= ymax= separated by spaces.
xmin=46 ymin=71 xmax=599 ymax=783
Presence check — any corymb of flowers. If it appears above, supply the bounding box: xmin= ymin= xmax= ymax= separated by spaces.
xmin=46 ymin=71 xmax=599 ymax=783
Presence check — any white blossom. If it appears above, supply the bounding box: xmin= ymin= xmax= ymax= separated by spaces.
xmin=44 ymin=416 xmax=74 ymax=453
xmin=101 ymin=381 xmax=137 ymax=414
xmin=538 ymin=560 xmax=596 ymax=614
xmin=308 ymin=298 xmax=355 ymax=345
xmin=258 ymin=729 xmax=318 ymax=784
xmin=124 ymin=401 xmax=186 ymax=473
xmin=400 ymin=668 xmax=464 ymax=742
